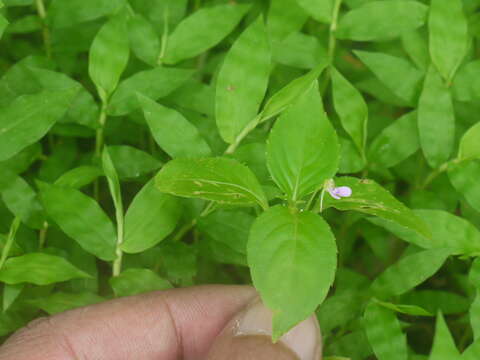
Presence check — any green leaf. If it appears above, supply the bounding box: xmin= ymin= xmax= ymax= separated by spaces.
xmin=267 ymin=83 xmax=339 ymax=202
xmin=164 ymin=3 xmax=250 ymax=64
xmin=260 ymin=61 xmax=327 ymax=122
xmin=0 ymin=15 xmax=8 ymax=39
xmin=354 ymin=51 xmax=423 ymax=105
xmin=89 ymin=12 xmax=129 ymax=99
xmin=248 ymin=206 xmax=337 ymax=341
xmin=368 ymin=209 xmax=480 ymax=256
xmin=373 ymin=299 xmax=432 ymax=316
xmin=47 ymin=0 xmax=125 ymax=28
xmin=401 ymin=29 xmax=429 ymax=71
xmin=128 ymin=14 xmax=160 ymax=66
xmin=296 ymin=0 xmax=334 ymax=23
xmin=122 ymin=179 xmax=181 ymax=254
xmin=55 ymin=166 xmax=103 ymax=189
xmin=429 ymin=312 xmax=461 ymax=360
xmin=3 ymin=284 xmax=23 ymax=312
xmin=216 ymin=17 xmax=271 ymax=144
xmin=1 ymin=173 xmax=45 ymax=229
xmin=371 ymin=248 xmax=449 ymax=298
xmin=108 ymin=145 xmax=162 ymax=179
xmin=197 ymin=209 xmax=254 ymax=266
xmin=0 ymin=88 xmax=78 ymax=162
xmin=331 ymin=67 xmax=368 ymax=154
xmin=458 ymin=122 xmax=480 ymax=161
xmin=452 ymin=60 xmax=480 ymax=102
xmin=155 ymin=157 xmax=268 ymax=209
xmin=337 ymin=1 xmax=428 ymax=41
xmin=0 ymin=253 xmax=90 ymax=285
xmin=267 ymin=0 xmax=307 ymax=42
xmin=429 ymin=0 xmax=469 ymax=82
xmin=323 ymin=177 xmax=430 ymax=239
xmin=109 ymin=268 xmax=172 ymax=297
xmin=368 ymin=111 xmax=419 ymax=168
xmin=418 ymin=66 xmax=455 ymax=168
xmin=470 ymin=292 xmax=480 ymax=341
xmin=400 ymin=290 xmax=469 ymax=315
xmin=108 ymin=67 xmax=193 ymax=116
xmin=448 ymin=160 xmax=480 ymax=213
xmin=27 ymin=292 xmax=104 ymax=314
xmin=272 ymin=31 xmax=327 ymax=70
xmin=41 ymin=184 xmax=117 ymax=261
xmin=463 ymin=339 xmax=480 ymax=360
xmin=364 ymin=300 xmax=408 ymax=360
xmin=138 ymin=94 xmax=211 ymax=158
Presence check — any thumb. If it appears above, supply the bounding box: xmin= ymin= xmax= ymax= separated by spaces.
xmin=206 ymin=297 xmax=322 ymax=360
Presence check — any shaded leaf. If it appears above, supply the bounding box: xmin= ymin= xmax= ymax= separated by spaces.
xmin=110 ymin=268 xmax=172 ymax=297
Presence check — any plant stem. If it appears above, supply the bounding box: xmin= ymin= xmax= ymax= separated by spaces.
xmin=320 ymin=0 xmax=342 ymax=94
xmin=157 ymin=6 xmax=170 ymax=66
xmin=35 ymin=0 xmax=52 ymax=59
xmin=112 ymin=203 xmax=124 ymax=277
xmin=0 ymin=217 xmax=21 ymax=270
xmin=421 ymin=161 xmax=451 ymax=189
xmin=94 ymin=102 xmax=108 ymax=200
xmin=172 ymin=202 xmax=216 ymax=242
xmin=95 ymin=102 xmax=108 ymax=158
xmin=224 ymin=115 xmax=261 ymax=155
xmin=38 ymin=221 xmax=49 ymax=250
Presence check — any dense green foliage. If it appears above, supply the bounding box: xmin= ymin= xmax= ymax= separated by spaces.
xmin=1 ymin=0 xmax=480 ymax=358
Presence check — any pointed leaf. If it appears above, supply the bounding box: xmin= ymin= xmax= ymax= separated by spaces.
xmin=368 ymin=111 xmax=419 ymax=168
xmin=248 ymin=206 xmax=337 ymax=341
xmin=108 ymin=67 xmax=193 ymax=116
xmin=138 ymin=94 xmax=211 ymax=158
xmin=429 ymin=312 xmax=461 ymax=360
xmin=267 ymin=84 xmax=339 ymax=201
xmin=122 ymin=179 xmax=182 ymax=254
xmin=156 ymin=157 xmax=268 ymax=209
xmin=331 ymin=68 xmax=368 ymax=154
xmin=89 ymin=12 xmax=129 ymax=98
xmin=448 ymin=160 xmax=480 ymax=213
xmin=354 ymin=51 xmax=423 ymax=105
xmin=337 ymin=0 xmax=428 ymax=41
xmin=296 ymin=0 xmax=334 ymax=23
xmin=418 ymin=66 xmax=455 ymax=168
xmin=216 ymin=17 xmax=271 ymax=144
xmin=41 ymin=184 xmax=117 ymax=261
xmin=110 ymin=268 xmax=172 ymax=297
xmin=0 ymin=253 xmax=91 ymax=285
xmin=364 ymin=300 xmax=408 ymax=360
xmin=164 ymin=3 xmax=250 ymax=64
xmin=0 ymin=88 xmax=78 ymax=161
xmin=368 ymin=210 xmax=480 ymax=256
xmin=429 ymin=0 xmax=468 ymax=82
xmin=458 ymin=122 xmax=480 ymax=161
xmin=371 ymin=248 xmax=449 ymax=298
xmin=323 ymin=177 xmax=430 ymax=239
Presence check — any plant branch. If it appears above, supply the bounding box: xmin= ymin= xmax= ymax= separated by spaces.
xmin=35 ymin=0 xmax=52 ymax=59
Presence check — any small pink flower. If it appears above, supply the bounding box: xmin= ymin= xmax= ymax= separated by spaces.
xmin=327 ymin=186 xmax=352 ymax=200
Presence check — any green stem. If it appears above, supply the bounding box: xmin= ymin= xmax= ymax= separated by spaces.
xmin=421 ymin=161 xmax=451 ymax=189
xmin=320 ymin=0 xmax=342 ymax=94
xmin=157 ymin=6 xmax=170 ymax=66
xmin=112 ymin=203 xmax=124 ymax=277
xmin=172 ymin=202 xmax=216 ymax=242
xmin=0 ymin=217 xmax=21 ymax=270
xmin=224 ymin=115 xmax=261 ymax=155
xmin=35 ymin=0 xmax=51 ymax=59
xmin=94 ymin=102 xmax=108 ymax=200
xmin=38 ymin=221 xmax=49 ymax=250
xmin=95 ymin=102 xmax=108 ymax=158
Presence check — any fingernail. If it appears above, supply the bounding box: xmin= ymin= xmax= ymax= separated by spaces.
xmin=234 ymin=298 xmax=322 ymax=360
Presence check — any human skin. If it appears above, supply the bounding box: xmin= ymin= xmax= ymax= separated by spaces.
xmin=0 ymin=285 xmax=321 ymax=360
